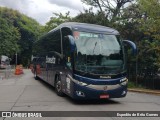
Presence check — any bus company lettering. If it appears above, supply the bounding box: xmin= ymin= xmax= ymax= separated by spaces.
xmin=46 ymin=57 xmax=56 ymax=64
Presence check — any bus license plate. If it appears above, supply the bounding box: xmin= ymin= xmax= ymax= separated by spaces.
xmin=100 ymin=94 xmax=109 ymax=99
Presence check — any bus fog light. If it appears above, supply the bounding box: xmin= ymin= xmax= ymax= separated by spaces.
xmin=120 ymin=81 xmax=127 ymax=86
xmin=121 ymin=90 xmax=126 ymax=95
xmin=76 ymin=91 xmax=85 ymax=97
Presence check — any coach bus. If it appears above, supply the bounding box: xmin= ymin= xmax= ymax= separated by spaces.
xmin=31 ymin=22 xmax=136 ymax=99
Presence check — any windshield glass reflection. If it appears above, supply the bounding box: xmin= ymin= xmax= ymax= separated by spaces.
xmin=73 ymin=31 xmax=125 ymax=74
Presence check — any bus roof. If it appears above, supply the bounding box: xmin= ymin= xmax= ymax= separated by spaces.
xmin=49 ymin=22 xmax=119 ymax=35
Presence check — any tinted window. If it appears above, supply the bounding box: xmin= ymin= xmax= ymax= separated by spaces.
xmin=33 ymin=29 xmax=61 ymax=56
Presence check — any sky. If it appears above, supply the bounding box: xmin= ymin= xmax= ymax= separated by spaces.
xmin=0 ymin=0 xmax=88 ymax=25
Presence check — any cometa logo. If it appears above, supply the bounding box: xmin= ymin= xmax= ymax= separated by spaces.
xmin=100 ymin=76 xmax=111 ymax=79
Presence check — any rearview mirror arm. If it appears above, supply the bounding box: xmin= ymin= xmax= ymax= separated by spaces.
xmin=123 ymin=40 xmax=137 ymax=55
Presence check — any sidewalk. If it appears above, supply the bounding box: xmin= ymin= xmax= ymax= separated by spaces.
xmin=0 ymin=68 xmax=23 ymax=80
xmin=128 ymin=88 xmax=160 ymax=95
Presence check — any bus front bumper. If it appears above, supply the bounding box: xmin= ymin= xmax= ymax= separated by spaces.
xmin=71 ymin=81 xmax=127 ymax=100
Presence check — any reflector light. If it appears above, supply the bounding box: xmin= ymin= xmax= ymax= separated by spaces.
xmin=100 ymin=94 xmax=109 ymax=99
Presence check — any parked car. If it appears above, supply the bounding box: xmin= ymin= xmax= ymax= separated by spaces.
xmin=0 ymin=55 xmax=11 ymax=69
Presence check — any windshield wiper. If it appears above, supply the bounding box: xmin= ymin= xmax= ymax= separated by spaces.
xmin=93 ymin=42 xmax=97 ymax=54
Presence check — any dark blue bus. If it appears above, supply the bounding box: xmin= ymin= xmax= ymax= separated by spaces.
xmin=31 ymin=22 xmax=136 ymax=99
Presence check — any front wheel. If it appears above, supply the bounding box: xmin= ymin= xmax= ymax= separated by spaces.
xmin=55 ymin=76 xmax=64 ymax=96
xmin=34 ymin=71 xmax=39 ymax=80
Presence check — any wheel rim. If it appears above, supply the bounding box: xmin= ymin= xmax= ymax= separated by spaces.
xmin=34 ymin=73 xmax=37 ymax=78
xmin=56 ymin=81 xmax=61 ymax=92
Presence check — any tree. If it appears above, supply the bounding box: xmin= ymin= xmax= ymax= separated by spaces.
xmin=0 ymin=7 xmax=42 ymax=66
xmin=0 ymin=17 xmax=20 ymax=56
xmin=73 ymin=8 xmax=110 ymax=26
xmin=137 ymin=0 xmax=160 ymax=69
xmin=44 ymin=12 xmax=72 ymax=32
xmin=138 ymin=0 xmax=160 ymax=40
xmin=16 ymin=14 xmax=41 ymax=66
xmin=81 ymin=0 xmax=134 ymax=22
xmin=118 ymin=0 xmax=160 ymax=86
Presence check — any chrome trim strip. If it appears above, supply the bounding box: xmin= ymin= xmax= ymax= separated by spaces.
xmin=87 ymin=84 xmax=121 ymax=90
xmin=74 ymin=74 xmax=124 ymax=82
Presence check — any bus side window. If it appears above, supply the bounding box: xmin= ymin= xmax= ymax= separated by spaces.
xmin=61 ymin=27 xmax=72 ymax=69
xmin=64 ymin=37 xmax=72 ymax=69
xmin=61 ymin=27 xmax=72 ymax=53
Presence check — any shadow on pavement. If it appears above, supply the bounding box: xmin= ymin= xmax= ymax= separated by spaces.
xmin=67 ymin=98 xmax=120 ymax=105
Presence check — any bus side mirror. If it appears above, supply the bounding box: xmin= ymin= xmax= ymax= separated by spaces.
xmin=123 ymin=40 xmax=137 ymax=55
xmin=66 ymin=35 xmax=76 ymax=52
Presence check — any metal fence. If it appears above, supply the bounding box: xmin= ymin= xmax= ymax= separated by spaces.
xmin=127 ymin=62 xmax=160 ymax=90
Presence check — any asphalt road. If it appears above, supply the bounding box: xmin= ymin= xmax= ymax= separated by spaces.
xmin=0 ymin=69 xmax=160 ymax=120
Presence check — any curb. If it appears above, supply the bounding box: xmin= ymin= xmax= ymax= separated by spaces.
xmin=128 ymin=88 xmax=160 ymax=95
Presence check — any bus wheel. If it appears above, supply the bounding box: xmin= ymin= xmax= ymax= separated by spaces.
xmin=55 ymin=76 xmax=64 ymax=96
xmin=34 ymin=71 xmax=38 ymax=80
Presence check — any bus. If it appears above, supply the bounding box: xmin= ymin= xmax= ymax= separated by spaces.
xmin=31 ymin=22 xmax=136 ymax=99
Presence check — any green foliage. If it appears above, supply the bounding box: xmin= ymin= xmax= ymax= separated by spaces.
xmin=43 ymin=12 xmax=72 ymax=32
xmin=81 ymin=0 xmax=134 ymax=22
xmin=128 ymin=81 xmax=144 ymax=88
xmin=137 ymin=0 xmax=160 ymax=69
xmin=138 ymin=0 xmax=160 ymax=40
xmin=73 ymin=8 xmax=110 ymax=26
xmin=0 ymin=17 xmax=20 ymax=56
xmin=16 ymin=14 xmax=41 ymax=66
xmin=0 ymin=7 xmax=42 ymax=66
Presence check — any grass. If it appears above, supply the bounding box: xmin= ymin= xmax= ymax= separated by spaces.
xmin=128 ymin=81 xmax=144 ymax=89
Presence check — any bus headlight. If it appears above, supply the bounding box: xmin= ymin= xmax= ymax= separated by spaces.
xmin=77 ymin=81 xmax=88 ymax=86
xmin=120 ymin=78 xmax=128 ymax=86
xmin=68 ymin=75 xmax=88 ymax=86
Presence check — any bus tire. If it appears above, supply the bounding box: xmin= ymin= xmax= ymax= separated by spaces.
xmin=55 ymin=76 xmax=64 ymax=96
xmin=34 ymin=71 xmax=39 ymax=80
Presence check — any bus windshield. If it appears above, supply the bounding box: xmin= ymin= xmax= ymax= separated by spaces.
xmin=73 ymin=31 xmax=125 ymax=75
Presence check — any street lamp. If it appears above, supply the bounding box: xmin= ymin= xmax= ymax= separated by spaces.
xmin=15 ymin=53 xmax=17 ymax=67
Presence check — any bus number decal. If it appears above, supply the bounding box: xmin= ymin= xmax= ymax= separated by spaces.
xmin=73 ymin=31 xmax=80 ymax=40
xmin=46 ymin=57 xmax=56 ymax=64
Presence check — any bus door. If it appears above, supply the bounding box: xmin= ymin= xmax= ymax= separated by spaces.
xmin=62 ymin=37 xmax=74 ymax=95
xmin=61 ymin=27 xmax=73 ymax=93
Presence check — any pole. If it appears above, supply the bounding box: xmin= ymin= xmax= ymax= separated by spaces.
xmin=136 ymin=57 xmax=138 ymax=86
xmin=15 ymin=53 xmax=17 ymax=67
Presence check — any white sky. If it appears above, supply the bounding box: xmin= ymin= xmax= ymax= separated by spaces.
xmin=0 ymin=0 xmax=89 ymax=25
